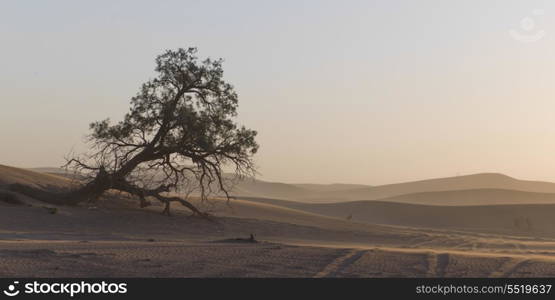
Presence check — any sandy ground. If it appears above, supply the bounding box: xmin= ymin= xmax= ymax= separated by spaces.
xmin=4 ymin=239 xmax=555 ymax=278
xmin=3 ymin=165 xmax=555 ymax=277
xmin=3 ymin=201 xmax=555 ymax=277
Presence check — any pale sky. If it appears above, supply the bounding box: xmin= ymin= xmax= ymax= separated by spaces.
xmin=1 ymin=0 xmax=555 ymax=185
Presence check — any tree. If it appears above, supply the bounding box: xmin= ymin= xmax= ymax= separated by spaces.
xmin=13 ymin=48 xmax=258 ymax=216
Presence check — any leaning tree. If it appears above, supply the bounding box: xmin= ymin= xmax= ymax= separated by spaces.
xmin=13 ymin=48 xmax=258 ymax=216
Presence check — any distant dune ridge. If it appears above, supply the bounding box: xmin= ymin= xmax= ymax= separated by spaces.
xmin=214 ymin=172 xmax=555 ymax=203
xmin=5 ymin=165 xmax=555 ymax=236
xmin=323 ymin=173 xmax=555 ymax=201
xmin=28 ymin=167 xmax=555 ymax=202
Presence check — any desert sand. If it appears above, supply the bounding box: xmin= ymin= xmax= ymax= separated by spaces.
xmin=3 ymin=165 xmax=555 ymax=277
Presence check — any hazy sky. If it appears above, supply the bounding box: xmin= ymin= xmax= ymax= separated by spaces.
xmin=2 ymin=0 xmax=555 ymax=185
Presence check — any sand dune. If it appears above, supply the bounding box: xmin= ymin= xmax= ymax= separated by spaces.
xmin=30 ymin=167 xmax=555 ymax=204
xmin=4 ymin=196 xmax=555 ymax=277
xmin=228 ymin=173 xmax=555 ymax=203
xmin=241 ymin=188 xmax=555 ymax=207
xmin=12 ymin=165 xmax=555 ymax=237
xmin=226 ymin=173 xmax=555 ymax=203
xmin=0 ymin=165 xmax=406 ymax=242
xmin=9 ymin=165 xmax=555 ymax=237
xmin=193 ymin=178 xmax=371 ymax=200
xmin=29 ymin=167 xmax=371 ymax=200
xmin=190 ymin=197 xmax=373 ymax=232
xmin=300 ymin=173 xmax=555 ymax=202
xmin=292 ymin=183 xmax=371 ymax=192
xmin=374 ymin=188 xmax=555 ymax=206
xmin=226 ymin=178 xmax=312 ymax=199
xmin=0 ymin=165 xmax=71 ymax=189
xmin=5 ymin=165 xmax=555 ymax=277
xmin=28 ymin=167 xmax=70 ymax=175
xmin=238 ymin=196 xmax=555 ymax=237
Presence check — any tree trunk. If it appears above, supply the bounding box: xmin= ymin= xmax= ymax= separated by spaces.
xmin=67 ymin=167 xmax=113 ymax=204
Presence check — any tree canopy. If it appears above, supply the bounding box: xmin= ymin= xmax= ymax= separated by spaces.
xmin=62 ymin=47 xmax=258 ymax=215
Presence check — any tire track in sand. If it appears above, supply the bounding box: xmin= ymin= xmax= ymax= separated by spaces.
xmin=489 ymin=258 xmax=529 ymax=278
xmin=313 ymin=249 xmax=366 ymax=278
xmin=427 ymin=253 xmax=450 ymax=277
